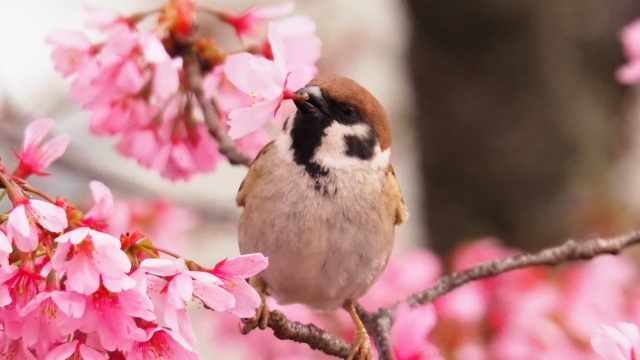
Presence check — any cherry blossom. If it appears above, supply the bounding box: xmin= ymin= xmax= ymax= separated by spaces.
xmin=592 ymin=323 xmax=640 ymax=360
xmin=129 ymin=325 xmax=198 ymax=360
xmin=83 ymin=181 xmax=114 ymax=227
xmin=6 ymin=199 xmax=68 ymax=252
xmin=18 ymin=290 xmax=86 ymax=353
xmin=77 ymin=277 xmax=154 ymax=351
xmin=12 ymin=118 xmax=70 ymax=178
xmin=51 ymin=227 xmax=135 ymax=295
xmin=210 ymin=253 xmax=268 ymax=317
xmin=46 ymin=30 xmax=94 ymax=77
xmin=225 ymin=23 xmax=313 ymax=138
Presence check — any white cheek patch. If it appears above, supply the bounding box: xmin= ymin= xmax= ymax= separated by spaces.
xmin=313 ymin=122 xmax=388 ymax=169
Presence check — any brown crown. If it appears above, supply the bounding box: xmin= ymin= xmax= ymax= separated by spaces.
xmin=307 ymin=74 xmax=391 ymax=150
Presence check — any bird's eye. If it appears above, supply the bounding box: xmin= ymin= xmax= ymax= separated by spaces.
xmin=341 ymin=105 xmax=357 ymax=117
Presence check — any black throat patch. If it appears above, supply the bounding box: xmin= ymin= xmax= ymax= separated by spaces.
xmin=290 ymin=110 xmax=331 ymax=179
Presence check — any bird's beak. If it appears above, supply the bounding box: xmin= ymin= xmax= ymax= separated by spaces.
xmin=293 ymin=85 xmax=328 ymax=115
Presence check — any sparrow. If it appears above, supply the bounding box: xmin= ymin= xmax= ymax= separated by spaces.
xmin=236 ymin=74 xmax=407 ymax=360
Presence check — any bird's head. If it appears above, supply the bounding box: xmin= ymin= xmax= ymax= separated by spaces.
xmin=285 ymin=74 xmax=391 ymax=174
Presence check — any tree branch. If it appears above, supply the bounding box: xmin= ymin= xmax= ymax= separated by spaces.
xmin=182 ymin=51 xmax=252 ymax=167
xmin=252 ymin=229 xmax=640 ymax=360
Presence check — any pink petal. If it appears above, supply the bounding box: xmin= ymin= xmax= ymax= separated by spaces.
xmin=225 ymin=280 xmax=261 ymax=317
xmin=8 ymin=205 xmax=31 ymax=237
xmin=228 ymin=97 xmax=281 ymax=138
xmin=46 ymin=29 xmax=92 ymax=49
xmin=87 ymin=229 xmax=121 ymax=248
xmin=224 ymin=53 xmax=284 ymax=99
xmin=0 ymin=285 xmax=11 ymax=307
xmin=50 ymin=290 xmax=86 ymax=318
xmin=66 ymin=257 xmax=101 ymax=295
xmin=37 ymin=134 xmax=70 ymax=169
xmin=141 ymin=33 xmax=171 ymax=63
xmin=219 ymin=253 xmax=268 ymax=278
xmin=29 ymin=200 xmax=68 ymax=232
xmin=391 ymin=303 xmax=439 ymax=359
xmin=22 ymin=118 xmax=54 ymax=152
xmin=192 ymin=280 xmax=235 ymax=311
xmin=140 ymin=258 xmax=187 ymax=277
xmin=252 ymin=1 xmax=295 ymax=18
xmin=45 ymin=341 xmax=79 ymax=360
xmin=116 ymin=60 xmax=145 ymax=94
xmin=84 ymin=181 xmax=114 ymax=221
xmin=55 ymin=227 xmax=90 ymax=245
xmin=267 ymin=23 xmax=287 ymax=76
xmin=169 ymin=273 xmax=194 ymax=305
xmin=0 ymin=230 xmax=11 ymax=253
xmin=152 ymin=60 xmax=180 ymax=104
xmin=616 ymin=61 xmax=640 ymax=85
xmin=79 ymin=344 xmax=108 ymax=360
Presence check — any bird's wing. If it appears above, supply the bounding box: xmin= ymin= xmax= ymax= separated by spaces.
xmin=384 ymin=164 xmax=408 ymax=225
xmin=236 ymin=141 xmax=275 ymax=207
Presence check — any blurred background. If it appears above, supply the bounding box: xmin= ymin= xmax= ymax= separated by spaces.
xmin=3 ymin=0 xmax=640 ymax=357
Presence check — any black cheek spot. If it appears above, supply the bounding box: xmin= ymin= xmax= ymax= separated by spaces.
xmin=344 ymin=132 xmax=376 ymax=160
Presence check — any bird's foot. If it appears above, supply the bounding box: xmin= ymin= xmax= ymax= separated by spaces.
xmin=347 ymin=329 xmax=373 ymax=360
xmin=344 ymin=300 xmax=373 ymax=360
xmin=240 ymin=277 xmax=269 ymax=334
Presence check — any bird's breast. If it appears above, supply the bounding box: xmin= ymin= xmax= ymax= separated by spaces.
xmin=238 ymin=143 xmax=395 ymax=310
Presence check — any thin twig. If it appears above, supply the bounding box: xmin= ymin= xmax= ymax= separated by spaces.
xmin=182 ymin=52 xmax=252 ymax=167
xmin=253 ymin=230 xmax=640 ymax=359
xmin=406 ymin=231 xmax=640 ymax=306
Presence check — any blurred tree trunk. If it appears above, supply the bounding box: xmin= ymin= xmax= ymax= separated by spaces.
xmin=406 ymin=0 xmax=640 ymax=255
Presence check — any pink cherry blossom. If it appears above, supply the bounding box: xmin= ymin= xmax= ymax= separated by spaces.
xmin=0 ymin=337 xmax=37 ymax=360
xmin=46 ymin=29 xmax=93 ymax=77
xmin=18 ymin=290 xmax=86 ymax=352
xmin=140 ymin=257 xmax=235 ymax=343
xmin=51 ymin=227 xmax=135 ymax=295
xmin=83 ymin=181 xmax=114 ymax=226
xmin=45 ymin=340 xmax=106 ymax=360
xmin=77 ymin=271 xmax=154 ymax=351
xmin=210 ymin=253 xmax=268 ymax=317
xmin=128 ymin=326 xmax=198 ymax=360
xmin=617 ymin=18 xmax=640 ymax=84
xmin=391 ymin=303 xmax=443 ymax=360
xmin=6 ymin=199 xmax=68 ymax=252
xmin=12 ymin=118 xmax=70 ymax=178
xmin=140 ymin=258 xmax=235 ymax=311
xmin=592 ymin=323 xmax=640 ymax=360
xmin=225 ymin=23 xmax=312 ymax=138
xmin=221 ymin=1 xmax=294 ymax=40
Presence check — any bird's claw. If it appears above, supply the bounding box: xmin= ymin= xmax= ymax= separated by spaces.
xmin=240 ymin=300 xmax=270 ymax=334
xmin=240 ymin=277 xmax=269 ymax=335
xmin=347 ymin=330 xmax=373 ymax=360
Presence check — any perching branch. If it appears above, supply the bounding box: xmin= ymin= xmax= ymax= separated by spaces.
xmin=254 ymin=229 xmax=640 ymax=360
xmin=181 ymin=51 xmax=253 ymax=167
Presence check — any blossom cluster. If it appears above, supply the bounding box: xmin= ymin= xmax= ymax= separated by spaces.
xmin=0 ymin=119 xmax=267 ymax=359
xmin=47 ymin=0 xmax=320 ymax=181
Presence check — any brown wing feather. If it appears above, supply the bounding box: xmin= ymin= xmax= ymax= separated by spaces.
xmin=384 ymin=164 xmax=408 ymax=225
xmin=236 ymin=141 xmax=275 ymax=207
